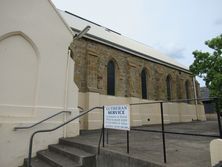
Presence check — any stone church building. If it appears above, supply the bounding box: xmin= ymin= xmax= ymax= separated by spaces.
xmin=60 ymin=10 xmax=205 ymax=130
xmin=0 ymin=1 xmax=205 ymax=166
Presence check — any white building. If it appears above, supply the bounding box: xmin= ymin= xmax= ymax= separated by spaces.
xmin=0 ymin=0 xmax=79 ymax=166
xmin=0 ymin=0 xmax=207 ymax=166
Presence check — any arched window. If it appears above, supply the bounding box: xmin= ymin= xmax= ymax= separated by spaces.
xmin=166 ymin=75 xmax=172 ymax=101
xmin=185 ymin=80 xmax=190 ymax=103
xmin=141 ymin=69 xmax=148 ymax=99
xmin=107 ymin=60 xmax=115 ymax=95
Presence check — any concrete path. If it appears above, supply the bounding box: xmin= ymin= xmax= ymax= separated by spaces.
xmin=71 ymin=121 xmax=221 ymax=167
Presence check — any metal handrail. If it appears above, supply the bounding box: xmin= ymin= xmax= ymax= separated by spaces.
xmin=98 ymin=127 xmax=104 ymax=155
xmin=163 ymin=97 xmax=218 ymax=103
xmin=130 ymin=100 xmax=163 ymax=106
xmin=131 ymin=128 xmax=220 ymax=138
xmin=98 ymin=106 xmax=105 ymax=155
xmin=14 ymin=110 xmax=71 ymax=131
xmin=129 ymin=97 xmax=217 ymax=107
xmin=129 ymin=97 xmax=217 ymax=106
xmin=27 ymin=106 xmax=103 ymax=167
xmin=78 ymin=106 xmax=84 ymax=111
xmin=104 ymin=97 xmax=221 ymax=164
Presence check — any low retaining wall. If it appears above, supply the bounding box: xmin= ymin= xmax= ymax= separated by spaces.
xmin=78 ymin=92 xmax=206 ymax=130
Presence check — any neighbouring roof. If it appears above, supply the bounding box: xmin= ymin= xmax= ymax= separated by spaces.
xmin=59 ymin=10 xmax=189 ymax=72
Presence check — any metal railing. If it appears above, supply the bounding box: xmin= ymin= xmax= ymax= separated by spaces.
xmin=78 ymin=106 xmax=84 ymax=111
xmin=27 ymin=106 xmax=103 ymax=167
xmin=98 ymin=106 xmax=104 ymax=155
xmin=25 ymin=97 xmax=222 ymax=166
xmin=104 ymin=97 xmax=222 ymax=164
xmin=14 ymin=110 xmax=71 ymax=131
xmin=131 ymin=97 xmax=221 ymax=163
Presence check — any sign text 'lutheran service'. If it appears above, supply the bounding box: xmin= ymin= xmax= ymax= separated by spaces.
xmin=104 ymin=105 xmax=130 ymax=131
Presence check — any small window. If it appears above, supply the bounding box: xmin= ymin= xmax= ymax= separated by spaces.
xmin=141 ymin=69 xmax=148 ymax=99
xmin=166 ymin=75 xmax=172 ymax=101
xmin=107 ymin=60 xmax=115 ymax=95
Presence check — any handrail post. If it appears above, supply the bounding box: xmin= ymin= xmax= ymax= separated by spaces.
xmin=106 ymin=129 xmax=109 ymax=144
xmin=160 ymin=102 xmax=167 ymax=163
xmin=127 ymin=130 xmax=129 ymax=154
xmin=26 ymin=106 xmax=103 ymax=167
xmin=98 ymin=127 xmax=103 ymax=155
xmin=28 ymin=133 xmax=35 ymax=167
xmin=215 ymin=98 xmax=222 ymax=138
xmin=102 ymin=106 xmax=105 ymax=147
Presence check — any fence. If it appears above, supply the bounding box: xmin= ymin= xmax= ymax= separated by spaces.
xmin=100 ymin=97 xmax=222 ymax=164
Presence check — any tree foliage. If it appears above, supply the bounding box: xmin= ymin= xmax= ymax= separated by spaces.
xmin=189 ymin=34 xmax=222 ymax=105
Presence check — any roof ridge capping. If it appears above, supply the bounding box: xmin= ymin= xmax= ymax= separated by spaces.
xmin=60 ymin=9 xmax=189 ymax=73
xmin=64 ymin=11 xmax=121 ymax=35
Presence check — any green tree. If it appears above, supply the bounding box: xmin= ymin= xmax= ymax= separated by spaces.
xmin=189 ymin=34 xmax=222 ymax=107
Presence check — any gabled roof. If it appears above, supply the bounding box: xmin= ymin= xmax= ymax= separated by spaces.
xmin=59 ymin=10 xmax=189 ymax=72
xmin=47 ymin=1 xmax=73 ymax=36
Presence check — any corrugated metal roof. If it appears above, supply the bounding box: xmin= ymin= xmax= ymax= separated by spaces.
xmin=59 ymin=10 xmax=189 ymax=71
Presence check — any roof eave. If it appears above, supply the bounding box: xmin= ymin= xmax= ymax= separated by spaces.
xmin=71 ymin=27 xmax=192 ymax=74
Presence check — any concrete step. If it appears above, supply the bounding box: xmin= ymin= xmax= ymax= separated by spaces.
xmin=48 ymin=144 xmax=96 ymax=167
xmin=37 ymin=150 xmax=82 ymax=167
xmin=23 ymin=157 xmax=52 ymax=167
xmin=59 ymin=138 xmax=97 ymax=154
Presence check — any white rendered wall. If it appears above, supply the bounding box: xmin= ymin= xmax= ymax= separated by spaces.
xmin=0 ymin=35 xmax=38 ymax=109
xmin=0 ymin=0 xmax=79 ymax=166
xmin=78 ymin=92 xmax=206 ymax=130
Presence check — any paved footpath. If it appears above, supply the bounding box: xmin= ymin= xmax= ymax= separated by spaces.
xmin=72 ymin=121 xmax=221 ymax=167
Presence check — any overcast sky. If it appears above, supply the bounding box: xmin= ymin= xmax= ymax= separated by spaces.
xmin=52 ymin=0 xmax=222 ymax=86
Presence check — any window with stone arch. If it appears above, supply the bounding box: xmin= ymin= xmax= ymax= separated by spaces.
xmin=141 ymin=68 xmax=148 ymax=99
xmin=185 ymin=80 xmax=190 ymax=103
xmin=107 ymin=60 xmax=115 ymax=96
xmin=166 ymin=75 xmax=172 ymax=101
